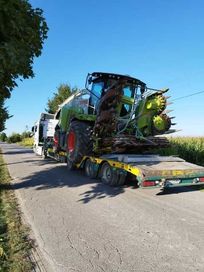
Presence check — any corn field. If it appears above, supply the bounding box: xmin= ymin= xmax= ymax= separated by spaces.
xmin=157 ymin=137 xmax=204 ymax=167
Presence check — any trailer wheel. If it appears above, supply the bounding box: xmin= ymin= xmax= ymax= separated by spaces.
xmin=66 ymin=121 xmax=93 ymax=170
xmin=100 ymin=162 xmax=125 ymax=186
xmin=84 ymin=159 xmax=98 ymax=178
xmin=116 ymin=170 xmax=127 ymax=186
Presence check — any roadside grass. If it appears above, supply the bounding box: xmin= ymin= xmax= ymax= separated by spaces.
xmin=17 ymin=137 xmax=34 ymax=148
xmin=0 ymin=150 xmax=34 ymax=271
xmin=156 ymin=137 xmax=204 ymax=167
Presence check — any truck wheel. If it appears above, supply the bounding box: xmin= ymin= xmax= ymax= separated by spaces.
xmin=41 ymin=148 xmax=48 ymax=159
xmin=33 ymin=145 xmax=36 ymax=154
xmin=66 ymin=121 xmax=92 ymax=170
xmin=100 ymin=162 xmax=125 ymax=186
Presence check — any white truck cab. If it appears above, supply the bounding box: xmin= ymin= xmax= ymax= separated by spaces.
xmin=32 ymin=113 xmax=58 ymax=156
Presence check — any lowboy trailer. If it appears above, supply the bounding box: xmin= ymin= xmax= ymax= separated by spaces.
xmin=80 ymin=154 xmax=204 ymax=189
xmin=42 ymin=146 xmax=204 ymax=189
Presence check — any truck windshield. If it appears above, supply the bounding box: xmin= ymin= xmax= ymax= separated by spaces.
xmin=123 ymin=85 xmax=145 ymax=100
xmin=92 ymin=81 xmax=104 ymax=98
xmin=89 ymin=81 xmax=104 ymax=114
xmin=123 ymin=86 xmax=133 ymax=98
xmin=122 ymin=85 xmax=136 ymax=98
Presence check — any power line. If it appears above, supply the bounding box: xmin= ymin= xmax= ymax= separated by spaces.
xmin=172 ymin=90 xmax=204 ymax=101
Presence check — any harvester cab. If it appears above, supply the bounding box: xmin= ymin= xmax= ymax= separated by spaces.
xmin=85 ymin=72 xmax=146 ymax=116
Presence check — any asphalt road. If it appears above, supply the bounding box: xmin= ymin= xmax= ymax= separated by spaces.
xmin=1 ymin=142 xmax=204 ymax=272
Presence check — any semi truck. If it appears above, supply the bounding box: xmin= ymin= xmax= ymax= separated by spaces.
xmin=33 ymin=72 xmax=204 ymax=189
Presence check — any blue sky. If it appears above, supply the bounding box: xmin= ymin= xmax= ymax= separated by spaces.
xmin=5 ymin=0 xmax=204 ymax=136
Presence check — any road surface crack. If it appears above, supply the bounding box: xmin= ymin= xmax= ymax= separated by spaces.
xmin=67 ymin=233 xmax=95 ymax=270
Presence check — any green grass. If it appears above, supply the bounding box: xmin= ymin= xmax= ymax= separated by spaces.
xmin=0 ymin=150 xmax=34 ymax=271
xmin=156 ymin=137 xmax=204 ymax=166
xmin=17 ymin=137 xmax=34 ymax=148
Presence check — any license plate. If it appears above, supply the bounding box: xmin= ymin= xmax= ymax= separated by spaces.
xmin=166 ymin=179 xmax=181 ymax=185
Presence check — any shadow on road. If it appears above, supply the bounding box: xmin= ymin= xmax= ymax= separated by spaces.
xmin=0 ymin=158 xmax=59 ymax=167
xmin=0 ymin=144 xmax=126 ymax=203
xmin=1 ymin=156 xmax=125 ymax=204
xmin=156 ymin=185 xmax=204 ymax=196
xmin=13 ymin=166 xmax=125 ymax=203
xmin=0 ymin=143 xmax=33 ymax=155
xmin=78 ymin=182 xmax=125 ymax=204
xmin=2 ymin=149 xmax=34 ymax=155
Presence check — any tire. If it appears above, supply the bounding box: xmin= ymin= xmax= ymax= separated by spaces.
xmin=33 ymin=145 xmax=36 ymax=154
xmin=41 ymin=148 xmax=48 ymax=159
xmin=116 ymin=170 xmax=127 ymax=186
xmin=66 ymin=121 xmax=93 ymax=170
xmin=100 ymin=162 xmax=125 ymax=186
xmin=84 ymin=159 xmax=98 ymax=178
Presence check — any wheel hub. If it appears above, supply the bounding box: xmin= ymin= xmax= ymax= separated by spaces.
xmin=67 ymin=131 xmax=75 ymax=152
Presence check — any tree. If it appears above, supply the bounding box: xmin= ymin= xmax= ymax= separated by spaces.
xmin=7 ymin=132 xmax=22 ymax=143
xmin=0 ymin=96 xmax=10 ymax=132
xmin=0 ymin=0 xmax=48 ymax=131
xmin=0 ymin=132 xmax=7 ymax=142
xmin=0 ymin=0 xmax=48 ymax=98
xmin=46 ymin=84 xmax=78 ymax=114
xmin=21 ymin=130 xmax=31 ymax=139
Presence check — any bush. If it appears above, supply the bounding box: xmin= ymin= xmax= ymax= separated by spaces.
xmin=0 ymin=132 xmax=7 ymax=142
xmin=7 ymin=133 xmax=22 ymax=143
xmin=21 ymin=131 xmax=32 ymax=139
xmin=6 ymin=130 xmax=33 ymax=147
xmin=19 ymin=137 xmax=34 ymax=147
